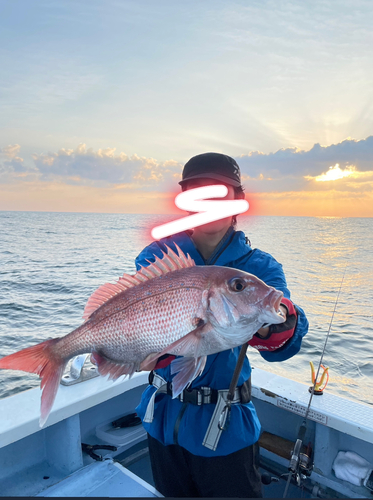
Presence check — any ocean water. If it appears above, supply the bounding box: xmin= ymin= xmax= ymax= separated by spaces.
xmin=0 ymin=212 xmax=372 ymax=407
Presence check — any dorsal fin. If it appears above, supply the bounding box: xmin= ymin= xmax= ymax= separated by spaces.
xmin=82 ymin=244 xmax=195 ymax=321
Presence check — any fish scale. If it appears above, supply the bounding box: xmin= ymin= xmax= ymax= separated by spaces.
xmin=83 ymin=269 xmax=208 ymax=360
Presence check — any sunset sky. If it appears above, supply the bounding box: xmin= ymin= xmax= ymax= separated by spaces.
xmin=1 ymin=0 xmax=373 ymax=217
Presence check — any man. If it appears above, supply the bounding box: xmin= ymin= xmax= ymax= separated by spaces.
xmin=135 ymin=152 xmax=309 ymax=497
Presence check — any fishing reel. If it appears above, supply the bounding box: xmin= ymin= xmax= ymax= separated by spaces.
xmin=298 ymin=447 xmax=314 ymax=480
xmin=299 ymin=453 xmax=313 ymax=480
xmin=285 ymin=430 xmax=314 ymax=491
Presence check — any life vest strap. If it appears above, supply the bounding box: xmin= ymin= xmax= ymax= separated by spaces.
xmin=144 ymin=371 xmax=251 ymax=450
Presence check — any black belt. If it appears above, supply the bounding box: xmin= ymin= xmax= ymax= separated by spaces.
xmin=148 ymin=371 xmax=251 ymax=406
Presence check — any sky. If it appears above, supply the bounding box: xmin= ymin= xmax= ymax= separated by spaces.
xmin=1 ymin=0 xmax=373 ymax=217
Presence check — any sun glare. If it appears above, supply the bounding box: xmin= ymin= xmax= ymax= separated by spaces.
xmin=314 ymin=164 xmax=355 ymax=182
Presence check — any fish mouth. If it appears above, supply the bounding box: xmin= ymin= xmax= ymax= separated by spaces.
xmin=264 ymin=289 xmax=284 ymax=323
xmin=271 ymin=289 xmax=283 ymax=312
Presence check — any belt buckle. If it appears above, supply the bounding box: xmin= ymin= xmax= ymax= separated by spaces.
xmin=180 ymin=388 xmax=203 ymax=405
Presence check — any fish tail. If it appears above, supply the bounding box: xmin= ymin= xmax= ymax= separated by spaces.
xmin=0 ymin=338 xmax=66 ymax=426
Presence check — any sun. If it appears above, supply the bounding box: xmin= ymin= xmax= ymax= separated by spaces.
xmin=314 ymin=164 xmax=356 ymax=182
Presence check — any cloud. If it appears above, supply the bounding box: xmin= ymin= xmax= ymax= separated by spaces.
xmin=235 ymin=136 xmax=373 ymax=192
xmin=0 ymin=144 xmax=33 ymax=179
xmin=32 ymin=144 xmax=182 ymax=189
xmin=1 ymin=137 xmax=372 ymax=196
xmin=0 ymin=145 xmax=22 ymax=160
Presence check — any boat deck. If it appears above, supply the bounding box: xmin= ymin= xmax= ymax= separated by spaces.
xmin=34 ymin=437 xmax=313 ymax=498
xmin=37 ymin=459 xmax=160 ymax=498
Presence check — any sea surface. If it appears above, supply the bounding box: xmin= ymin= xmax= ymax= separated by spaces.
xmin=0 ymin=212 xmax=372 ymax=407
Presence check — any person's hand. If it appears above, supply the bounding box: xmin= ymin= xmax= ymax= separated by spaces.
xmin=248 ymin=298 xmax=298 ymax=352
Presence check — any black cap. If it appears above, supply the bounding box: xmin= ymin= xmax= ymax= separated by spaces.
xmin=179 ymin=152 xmax=242 ymax=187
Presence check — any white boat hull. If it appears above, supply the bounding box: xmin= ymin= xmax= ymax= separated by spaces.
xmin=0 ymin=367 xmax=372 ymax=498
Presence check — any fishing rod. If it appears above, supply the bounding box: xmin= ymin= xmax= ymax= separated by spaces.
xmin=282 ymin=264 xmax=348 ymax=499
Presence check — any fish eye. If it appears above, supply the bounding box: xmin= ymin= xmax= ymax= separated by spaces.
xmin=229 ymin=278 xmax=246 ymax=292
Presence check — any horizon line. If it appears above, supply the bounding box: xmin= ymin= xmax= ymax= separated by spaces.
xmin=1 ymin=209 xmax=372 ymax=219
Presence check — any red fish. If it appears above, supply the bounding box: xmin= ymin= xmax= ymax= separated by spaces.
xmin=0 ymin=245 xmax=284 ymax=426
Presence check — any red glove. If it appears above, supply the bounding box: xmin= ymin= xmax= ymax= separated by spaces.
xmin=248 ymin=297 xmax=298 ymax=352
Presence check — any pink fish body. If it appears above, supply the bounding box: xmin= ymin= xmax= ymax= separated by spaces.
xmin=0 ymin=245 xmax=284 ymax=426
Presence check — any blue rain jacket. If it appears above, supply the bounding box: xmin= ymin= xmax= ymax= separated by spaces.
xmin=135 ymin=227 xmax=309 ymax=457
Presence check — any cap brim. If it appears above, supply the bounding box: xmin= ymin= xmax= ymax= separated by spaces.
xmin=178 ymin=173 xmax=241 ymax=187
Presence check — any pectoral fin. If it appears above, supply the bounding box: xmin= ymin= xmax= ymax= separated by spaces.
xmin=170 ymin=355 xmax=207 ymax=397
